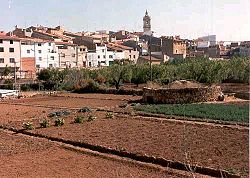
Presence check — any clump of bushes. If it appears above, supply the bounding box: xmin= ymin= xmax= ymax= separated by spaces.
xmin=74 ymin=79 xmax=100 ymax=93
xmin=40 ymin=119 xmax=50 ymax=128
xmin=74 ymin=116 xmax=84 ymax=123
xmin=55 ymin=118 xmax=65 ymax=126
xmin=48 ymin=110 xmax=71 ymax=117
xmin=78 ymin=107 xmax=92 ymax=113
xmin=87 ymin=115 xmax=97 ymax=122
xmin=23 ymin=122 xmax=34 ymax=130
xmin=106 ymin=112 xmax=114 ymax=119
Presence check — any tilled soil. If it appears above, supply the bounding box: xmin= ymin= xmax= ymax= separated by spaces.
xmin=0 ymin=103 xmax=55 ymax=124
xmin=27 ymin=115 xmax=249 ymax=177
xmin=0 ymin=130 xmax=204 ymax=178
xmin=3 ymin=96 xmax=129 ymax=109
xmin=1 ymin=94 xmax=248 ymax=177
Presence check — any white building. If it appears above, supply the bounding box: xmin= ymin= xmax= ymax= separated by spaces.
xmin=0 ymin=35 xmax=21 ymax=73
xmin=87 ymin=44 xmax=114 ymax=67
xmin=197 ymin=35 xmax=216 ymax=48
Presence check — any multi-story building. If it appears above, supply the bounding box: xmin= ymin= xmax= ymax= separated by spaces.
xmin=56 ymin=42 xmax=87 ymax=68
xmin=0 ymin=34 xmax=21 ymax=75
xmin=21 ymin=39 xmax=59 ymax=70
xmin=87 ymin=44 xmax=114 ymax=67
xmin=107 ymin=43 xmax=139 ymax=63
xmin=161 ymin=36 xmax=187 ymax=59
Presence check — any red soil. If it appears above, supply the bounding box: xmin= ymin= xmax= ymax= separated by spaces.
xmin=0 ymin=130 xmax=204 ymax=178
xmin=26 ymin=115 xmax=248 ymax=177
xmin=0 ymin=94 xmax=248 ymax=177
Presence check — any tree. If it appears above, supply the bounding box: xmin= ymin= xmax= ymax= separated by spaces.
xmin=108 ymin=64 xmax=132 ymax=89
xmin=1 ymin=65 xmax=11 ymax=79
xmin=131 ymin=64 xmax=149 ymax=87
xmin=37 ymin=69 xmax=52 ymax=82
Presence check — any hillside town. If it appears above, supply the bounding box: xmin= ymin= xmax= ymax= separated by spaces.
xmin=1 ymin=10 xmax=249 ymax=79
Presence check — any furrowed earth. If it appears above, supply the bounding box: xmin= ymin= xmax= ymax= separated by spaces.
xmin=0 ymin=93 xmax=248 ymax=177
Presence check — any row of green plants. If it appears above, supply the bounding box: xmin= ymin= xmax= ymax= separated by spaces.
xmin=22 ymin=112 xmax=115 ymax=130
xmin=133 ymin=103 xmax=249 ymax=123
xmin=34 ymin=57 xmax=249 ymax=91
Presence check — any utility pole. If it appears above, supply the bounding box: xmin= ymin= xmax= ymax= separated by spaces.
xmin=149 ymin=35 xmax=152 ymax=81
xmin=76 ymin=45 xmax=79 ymax=67
xmin=14 ymin=61 xmax=16 ymax=90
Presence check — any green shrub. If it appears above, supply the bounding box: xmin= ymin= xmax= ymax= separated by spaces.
xmin=23 ymin=122 xmax=34 ymax=130
xmin=55 ymin=118 xmax=65 ymax=126
xmin=106 ymin=112 xmax=114 ymax=119
xmin=74 ymin=116 xmax=84 ymax=123
xmin=78 ymin=107 xmax=92 ymax=113
xmin=40 ymin=119 xmax=50 ymax=128
xmin=87 ymin=115 xmax=97 ymax=122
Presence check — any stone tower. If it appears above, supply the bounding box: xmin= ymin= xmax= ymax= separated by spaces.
xmin=143 ymin=10 xmax=152 ymax=36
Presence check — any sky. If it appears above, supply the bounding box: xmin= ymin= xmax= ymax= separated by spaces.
xmin=1 ymin=0 xmax=250 ymax=41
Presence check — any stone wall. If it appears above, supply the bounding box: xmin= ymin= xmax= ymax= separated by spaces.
xmin=142 ymin=86 xmax=222 ymax=104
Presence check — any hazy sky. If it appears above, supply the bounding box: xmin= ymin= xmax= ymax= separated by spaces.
xmin=1 ymin=0 xmax=249 ymax=41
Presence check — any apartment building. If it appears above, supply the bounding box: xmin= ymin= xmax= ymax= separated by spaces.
xmin=107 ymin=43 xmax=139 ymax=63
xmin=87 ymin=44 xmax=114 ymax=67
xmin=161 ymin=36 xmax=187 ymax=59
xmin=0 ymin=34 xmax=21 ymax=74
xmin=56 ymin=42 xmax=87 ymax=68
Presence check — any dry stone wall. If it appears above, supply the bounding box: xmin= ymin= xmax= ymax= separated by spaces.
xmin=142 ymin=86 xmax=222 ymax=104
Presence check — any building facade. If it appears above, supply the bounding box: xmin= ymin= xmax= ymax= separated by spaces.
xmin=0 ymin=35 xmax=21 ymax=74
xmin=87 ymin=44 xmax=114 ymax=67
xmin=161 ymin=36 xmax=187 ymax=59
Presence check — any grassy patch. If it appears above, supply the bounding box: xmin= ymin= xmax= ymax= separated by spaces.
xmin=134 ymin=103 xmax=249 ymax=123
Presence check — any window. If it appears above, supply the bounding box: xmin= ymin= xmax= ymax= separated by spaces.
xmin=48 ymin=43 xmax=51 ymax=46
xmin=133 ymin=55 xmax=136 ymax=58
xmin=39 ymin=57 xmax=42 ymax=61
xmin=38 ymin=43 xmax=41 ymax=46
xmin=129 ymin=55 xmax=131 ymax=59
xmin=0 ymin=39 xmax=3 ymax=43
xmin=0 ymin=47 xmax=4 ymax=52
xmin=61 ymin=53 xmax=65 ymax=57
xmin=103 ymin=55 xmax=106 ymax=59
xmin=50 ymin=56 xmax=55 ymax=60
xmin=36 ymin=64 xmax=40 ymax=68
xmin=98 ymin=55 xmax=100 ymax=59
xmin=89 ymin=62 xmax=91 ymax=67
xmin=38 ymin=50 xmax=42 ymax=53
xmin=102 ymin=49 xmax=104 ymax=53
xmin=49 ymin=64 xmax=53 ymax=68
xmin=10 ymin=40 xmax=13 ymax=44
xmin=9 ymin=48 xmax=14 ymax=52
xmin=48 ymin=49 xmax=51 ymax=52
xmin=27 ymin=50 xmax=30 ymax=53
xmin=109 ymin=55 xmax=113 ymax=59
xmin=72 ymin=54 xmax=76 ymax=57
xmin=9 ymin=58 xmax=15 ymax=63
xmin=176 ymin=50 xmax=178 ymax=53
xmin=129 ymin=50 xmax=131 ymax=53
xmin=0 ymin=58 xmax=4 ymax=63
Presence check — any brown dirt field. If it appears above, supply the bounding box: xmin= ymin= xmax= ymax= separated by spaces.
xmin=0 ymin=103 xmax=55 ymax=124
xmin=2 ymin=95 xmax=131 ymax=109
xmin=1 ymin=94 xmax=248 ymax=177
xmin=0 ymin=130 xmax=204 ymax=178
xmin=24 ymin=114 xmax=249 ymax=177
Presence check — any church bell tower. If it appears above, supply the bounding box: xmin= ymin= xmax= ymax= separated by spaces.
xmin=143 ymin=10 xmax=152 ymax=36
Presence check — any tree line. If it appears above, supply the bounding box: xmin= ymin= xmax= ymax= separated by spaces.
xmin=35 ymin=57 xmax=249 ymax=91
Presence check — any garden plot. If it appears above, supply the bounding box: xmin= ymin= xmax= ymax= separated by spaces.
xmin=0 ymin=130 xmax=194 ymax=178
xmin=24 ymin=114 xmax=249 ymax=177
xmin=3 ymin=95 xmax=130 ymax=109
